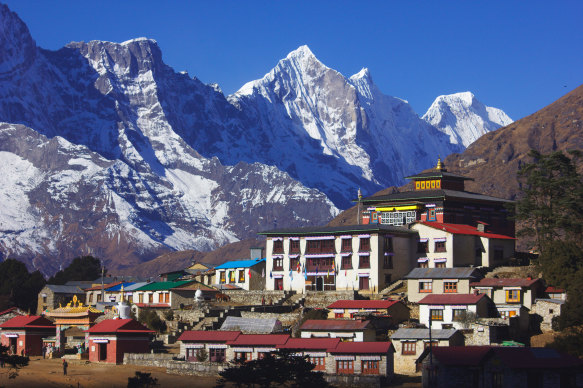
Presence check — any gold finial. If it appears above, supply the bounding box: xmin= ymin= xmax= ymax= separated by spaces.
xmin=358 ymin=188 xmax=362 ymax=200
xmin=436 ymin=157 xmax=443 ymax=170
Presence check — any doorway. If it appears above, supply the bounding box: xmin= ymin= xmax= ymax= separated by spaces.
xmin=316 ymin=277 xmax=324 ymax=291
xmin=98 ymin=343 xmax=107 ymax=361
xmin=274 ymin=278 xmax=283 ymax=290
xmin=9 ymin=337 xmax=17 ymax=354
xmin=359 ymin=276 xmax=370 ymax=290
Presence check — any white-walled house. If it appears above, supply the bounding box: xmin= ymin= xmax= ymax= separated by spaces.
xmin=410 ymin=222 xmax=515 ymax=268
xmin=404 ymin=267 xmax=482 ymax=303
xmin=299 ymin=319 xmax=376 ymax=342
xmin=418 ymin=293 xmax=493 ymax=330
xmin=215 ymin=259 xmax=266 ymax=291
xmin=258 ymin=224 xmax=418 ymax=292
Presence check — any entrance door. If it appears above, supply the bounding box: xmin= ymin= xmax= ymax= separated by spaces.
xmin=316 ymin=277 xmax=324 ymax=291
xmin=274 ymin=278 xmax=283 ymax=290
xmin=359 ymin=276 xmax=369 ymax=290
xmin=98 ymin=343 xmax=107 ymax=361
xmin=9 ymin=337 xmax=17 ymax=354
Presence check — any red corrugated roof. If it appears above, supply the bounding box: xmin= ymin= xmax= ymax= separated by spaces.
xmin=300 ymin=319 xmax=371 ymax=331
xmin=327 ymin=300 xmax=401 ymax=309
xmin=177 ymin=330 xmax=241 ymax=342
xmin=419 ymin=222 xmax=515 ymax=240
xmin=0 ymin=315 xmax=54 ymax=329
xmin=470 ymin=278 xmax=541 ymax=288
xmin=83 ymin=281 xmax=124 ymax=291
xmin=226 ymin=334 xmax=290 ymax=346
xmin=0 ymin=307 xmax=23 ymax=317
xmin=276 ymin=337 xmax=341 ymax=350
xmin=430 ymin=346 xmax=493 ymax=366
xmin=419 ymin=294 xmax=487 ymax=305
xmin=492 ymin=347 xmax=583 ymax=369
xmin=87 ymin=319 xmax=154 ymax=334
xmin=329 ymin=341 xmax=394 ymax=354
xmin=545 ymin=286 xmax=565 ymax=293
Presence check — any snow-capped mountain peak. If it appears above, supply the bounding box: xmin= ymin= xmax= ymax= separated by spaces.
xmin=423 ymin=92 xmax=513 ymax=147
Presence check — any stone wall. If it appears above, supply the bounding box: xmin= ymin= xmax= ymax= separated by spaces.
xmin=531 ymin=300 xmax=563 ymax=332
xmin=304 ymin=291 xmax=358 ymax=308
xmin=240 ymin=311 xmax=300 ymax=327
xmin=123 ymin=353 xmax=226 ymax=376
xmin=223 ymin=290 xmax=285 ymax=305
xmin=325 ymin=374 xmax=383 ymax=387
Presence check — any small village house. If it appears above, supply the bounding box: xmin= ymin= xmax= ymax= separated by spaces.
xmin=418 ymin=293 xmax=494 ymax=330
xmin=86 ymin=319 xmax=153 ymax=364
xmin=470 ymin=277 xmax=544 ymax=316
xmin=37 ymin=284 xmax=85 ymax=314
xmin=131 ymin=280 xmax=217 ymax=311
xmin=276 ymin=337 xmax=342 ymax=373
xmin=178 ymin=330 xmax=241 ymax=362
xmin=0 ymin=315 xmax=55 ymax=356
xmin=410 ymin=222 xmax=515 ymax=268
xmin=404 ymin=267 xmax=482 ymax=303
xmin=390 ymin=328 xmax=463 ymax=374
xmin=531 ymin=298 xmax=565 ymax=332
xmin=215 ymin=258 xmax=266 ymax=291
xmin=328 ymin=341 xmax=395 ymax=381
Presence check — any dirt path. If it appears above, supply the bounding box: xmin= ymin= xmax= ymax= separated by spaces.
xmin=0 ymin=358 xmax=219 ymax=388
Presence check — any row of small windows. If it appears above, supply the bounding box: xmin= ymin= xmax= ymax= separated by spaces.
xmin=272 ymin=255 xmax=394 ymax=271
xmin=273 ymin=237 xmax=393 ymax=255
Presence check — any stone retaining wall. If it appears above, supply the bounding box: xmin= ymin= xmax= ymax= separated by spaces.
xmin=223 ymin=290 xmax=285 ymax=305
xmin=325 ymin=374 xmax=383 ymax=387
xmin=124 ymin=353 xmax=226 ymax=376
xmin=304 ymin=291 xmax=358 ymax=308
xmin=240 ymin=311 xmax=301 ymax=326
xmin=123 ymin=353 xmax=176 ymax=368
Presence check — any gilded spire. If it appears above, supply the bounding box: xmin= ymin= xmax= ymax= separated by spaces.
xmin=436 ymin=157 xmax=443 ymax=171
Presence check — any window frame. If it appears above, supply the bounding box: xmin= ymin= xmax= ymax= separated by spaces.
xmin=361 ymin=360 xmax=380 ymax=375
xmin=341 ymin=238 xmax=353 ymax=253
xmin=430 ymin=309 xmax=444 ymax=321
xmin=419 ymin=281 xmax=433 ymax=293
xmin=341 ymin=255 xmax=353 ymax=270
xmin=289 ymin=239 xmax=300 ymax=254
xmin=336 ymin=359 xmax=354 ymax=374
xmin=402 ymin=341 xmax=416 ymax=355
xmin=238 ymin=270 xmax=245 ymax=283
xmin=273 ymin=239 xmax=284 ymax=254
xmin=359 ymin=237 xmax=371 ymax=252
xmin=434 ymin=241 xmax=446 ymax=253
xmin=444 ymin=281 xmax=458 ymax=293
xmin=359 ymin=255 xmax=370 ymax=269
xmin=506 ymin=289 xmax=521 ymax=303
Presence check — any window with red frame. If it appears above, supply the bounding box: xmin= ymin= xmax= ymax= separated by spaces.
xmin=361 ymin=360 xmax=379 ymax=375
xmin=238 ymin=270 xmax=245 ymax=283
xmin=341 ymin=255 xmax=352 ymax=269
xmin=273 ymin=257 xmax=283 ymax=271
xmin=290 ymin=256 xmax=300 ymax=271
xmin=418 ymin=261 xmax=429 ymax=268
xmin=336 ymin=360 xmax=354 ymax=374
xmin=306 ymin=239 xmax=335 ymax=254
xmin=435 ymin=262 xmax=446 ymax=268
xmin=402 ymin=342 xmax=416 ymax=355
xmin=359 ymin=238 xmax=370 ymax=252
xmin=273 ymin=239 xmax=284 ymax=254
xmin=289 ymin=239 xmax=300 ymax=254
xmin=417 ymin=241 xmax=428 ymax=253
xmin=341 ymin=238 xmax=352 ymax=252
xmin=335 ymin=312 xmax=344 ymax=318
xmin=209 ymin=348 xmax=226 ymax=362
xmin=419 ymin=281 xmax=432 ymax=293
xmin=424 ymin=341 xmax=439 ymax=349
xmin=434 ymin=241 xmax=446 ymax=252
xmin=235 ymin=352 xmax=252 ymax=362
xmin=430 ymin=309 xmax=444 ymax=321
xmin=310 ymin=356 xmax=326 ymax=371
xmin=444 ymin=282 xmax=457 ymax=293
xmin=359 ymin=255 xmax=370 ymax=269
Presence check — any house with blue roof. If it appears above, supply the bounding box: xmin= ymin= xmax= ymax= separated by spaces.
xmin=215 ymin=258 xmax=266 ymax=291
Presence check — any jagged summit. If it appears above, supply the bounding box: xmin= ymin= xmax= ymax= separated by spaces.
xmin=423 ymin=92 xmax=513 ymax=147
xmin=285 ymin=44 xmax=315 ymax=60
xmin=350 ymin=67 xmax=371 ymax=80
xmin=0 ymin=3 xmax=36 ymax=73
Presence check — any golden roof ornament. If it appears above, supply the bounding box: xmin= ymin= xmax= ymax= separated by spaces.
xmin=436 ymin=157 xmax=443 ymax=171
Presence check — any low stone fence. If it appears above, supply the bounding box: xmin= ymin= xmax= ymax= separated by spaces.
xmin=304 ymin=291 xmax=358 ymax=308
xmin=325 ymin=374 xmax=384 ymax=387
xmin=124 ymin=353 xmax=227 ymax=377
xmin=166 ymin=360 xmax=227 ymax=376
xmin=123 ymin=353 xmax=176 ymax=368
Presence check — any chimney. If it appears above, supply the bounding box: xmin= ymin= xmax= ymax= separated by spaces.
xmin=476 ymin=221 xmax=487 ymax=232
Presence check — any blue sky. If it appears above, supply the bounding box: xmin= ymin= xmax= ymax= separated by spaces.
xmin=3 ymin=0 xmax=582 ymax=120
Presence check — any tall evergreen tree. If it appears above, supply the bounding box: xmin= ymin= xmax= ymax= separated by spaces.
xmin=48 ymin=256 xmax=103 ymax=285
xmin=516 ymin=150 xmax=583 ymax=327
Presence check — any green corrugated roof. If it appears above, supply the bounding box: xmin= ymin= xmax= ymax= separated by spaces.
xmin=134 ymin=280 xmax=194 ymax=291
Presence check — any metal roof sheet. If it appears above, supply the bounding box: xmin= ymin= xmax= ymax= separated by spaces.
xmin=87 ymin=319 xmax=154 ymax=334
xmin=133 ymin=280 xmax=195 ymax=291
xmin=177 ymin=330 xmax=241 ymax=342
xmin=226 ymin=334 xmax=290 ymax=346
xmin=405 ymin=267 xmax=481 ymax=279
xmin=45 ymin=284 xmax=85 ymax=294
xmin=329 ymin=341 xmax=394 ymax=354
xmin=215 ymin=259 xmax=265 ymax=270
xmin=327 ymin=300 xmax=402 ymax=310
xmin=391 ymin=328 xmax=459 ymax=340
xmin=276 ymin=337 xmax=341 ymax=350
xmin=220 ymin=317 xmax=282 ymax=334
xmin=419 ymin=293 xmax=487 ymax=305
xmin=300 ymin=319 xmax=371 ymax=331
xmin=471 ymin=278 xmax=541 ymax=287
